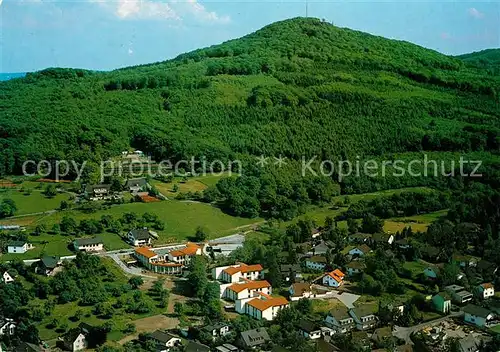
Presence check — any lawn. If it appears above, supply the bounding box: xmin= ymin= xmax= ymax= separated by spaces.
xmin=0 ymin=200 xmax=261 ymax=260
xmin=38 ymin=201 xmax=259 ymax=242
xmin=151 ymin=179 xmax=208 ymax=198
xmin=0 ymin=188 xmax=71 ymax=215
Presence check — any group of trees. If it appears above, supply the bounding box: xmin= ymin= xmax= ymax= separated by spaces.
xmin=41 ymin=211 xmax=165 ymax=237
xmin=204 ymin=166 xmax=340 ymax=220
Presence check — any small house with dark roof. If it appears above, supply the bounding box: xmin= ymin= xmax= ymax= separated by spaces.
xmin=62 ymin=327 xmax=88 ymax=351
xmin=73 ymin=237 xmax=103 ymax=252
xmin=36 ymin=256 xmax=61 ymax=276
xmin=370 ymin=233 xmax=394 ymax=246
xmin=395 ymin=238 xmax=411 ymax=249
xmin=127 ymin=228 xmax=152 ymax=246
xmin=280 ymin=264 xmax=302 ymax=282
xmin=201 ymin=322 xmax=231 ymax=340
xmin=349 ymin=303 xmax=378 ymax=331
xmin=125 ymin=178 xmax=148 ymax=193
xmin=239 ymin=328 xmax=270 ymax=349
xmin=0 ymin=318 xmax=16 ymax=336
xmin=432 ymin=292 xmax=452 ymax=313
xmin=289 ymin=282 xmax=312 ymax=301
xmin=150 ymin=330 xmax=181 ymax=350
xmin=7 ymin=241 xmax=31 ymax=254
xmin=84 ymin=184 xmax=111 ymax=200
xmin=345 ymin=261 xmax=366 ymax=276
xmin=298 ymin=319 xmax=321 ymax=340
xmin=305 ymin=256 xmax=327 ymax=271
xmin=349 ymin=233 xmax=371 ymax=244
xmin=13 ymin=342 xmax=42 ymax=352
xmin=476 ymin=283 xmax=495 ymax=299
xmin=463 ymin=304 xmax=496 ymax=327
xmin=348 ymin=244 xmax=371 ymax=257
xmin=1 ymin=271 xmax=14 ymax=284
xmin=185 ymin=341 xmax=210 ymax=352
xmin=325 ymin=305 xmax=355 ymax=333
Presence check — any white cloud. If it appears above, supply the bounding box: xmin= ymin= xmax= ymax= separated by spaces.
xmin=95 ymin=0 xmax=229 ymax=23
xmin=467 ymin=7 xmax=485 ymax=19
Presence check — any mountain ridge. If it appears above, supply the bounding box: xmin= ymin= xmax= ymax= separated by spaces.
xmin=0 ymin=17 xmax=499 ymax=179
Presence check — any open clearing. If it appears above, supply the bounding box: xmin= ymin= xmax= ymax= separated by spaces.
xmin=117 ymin=315 xmax=179 ymax=345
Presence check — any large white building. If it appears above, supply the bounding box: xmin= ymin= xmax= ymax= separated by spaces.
xmin=212 ymin=263 xmax=264 ymax=283
xmin=243 ymin=294 xmax=289 ymax=320
xmin=222 ymin=280 xmax=272 ymax=300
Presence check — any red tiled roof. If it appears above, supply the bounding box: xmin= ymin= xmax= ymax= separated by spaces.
xmin=327 ymin=269 xmax=345 ymax=283
xmin=227 ymin=280 xmax=271 ymax=293
xmin=223 ymin=263 xmax=263 ymax=276
xmin=247 ymin=296 xmax=289 ymax=311
xmin=481 ymin=283 xmax=494 ymax=289
xmin=135 ymin=247 xmax=157 ymax=259
xmin=169 ymin=243 xmax=200 ymax=257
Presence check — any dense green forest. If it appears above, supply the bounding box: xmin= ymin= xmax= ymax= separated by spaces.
xmin=1 ymin=18 xmax=499 ymax=221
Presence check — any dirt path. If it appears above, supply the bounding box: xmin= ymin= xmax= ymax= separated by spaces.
xmin=117 ymin=314 xmax=179 ymax=345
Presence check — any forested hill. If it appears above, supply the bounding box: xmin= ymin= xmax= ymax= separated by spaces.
xmin=1 ymin=17 xmax=499 ymax=176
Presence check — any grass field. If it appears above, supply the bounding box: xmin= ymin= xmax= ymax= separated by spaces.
xmin=0 ymin=188 xmax=71 ymax=215
xmin=0 ymin=199 xmax=261 ymax=260
xmin=152 ymin=179 xmax=208 ymax=198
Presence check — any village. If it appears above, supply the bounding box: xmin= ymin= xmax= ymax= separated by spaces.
xmin=1 ymin=214 xmax=499 ymax=352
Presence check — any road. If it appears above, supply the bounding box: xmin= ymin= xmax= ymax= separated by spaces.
xmin=393 ymin=311 xmax=463 ymax=344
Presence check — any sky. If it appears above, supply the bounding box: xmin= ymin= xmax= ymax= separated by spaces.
xmin=1 ymin=0 xmax=499 ymax=72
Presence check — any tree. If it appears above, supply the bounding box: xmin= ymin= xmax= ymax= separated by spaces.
xmin=266 ymin=255 xmax=282 ymax=288
xmin=60 ymin=200 xmax=69 ymax=210
xmin=43 ymin=184 xmax=57 ymax=198
xmin=194 ymin=226 xmax=208 ymax=242
xmin=361 ymin=214 xmax=384 ymax=234
xmin=51 ymin=223 xmax=61 ymax=234
xmin=187 ymin=256 xmax=208 ymax=298
xmin=60 ymin=216 xmax=78 ymax=234
xmin=128 ymin=276 xmax=144 ymax=289
xmin=347 ymin=218 xmax=359 ymax=234
xmin=0 ymin=198 xmax=17 ymax=218
xmin=174 ymin=302 xmax=185 ymax=317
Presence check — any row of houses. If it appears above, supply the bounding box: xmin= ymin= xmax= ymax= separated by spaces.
xmin=84 ymin=178 xmax=148 ymax=200
xmin=213 ymin=263 xmax=290 ymax=321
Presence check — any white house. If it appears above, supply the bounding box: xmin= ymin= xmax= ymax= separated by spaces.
xmin=167 ymin=243 xmax=202 ymax=265
xmin=127 ymin=228 xmax=152 ymax=246
xmin=305 ymin=256 xmax=327 ymax=271
xmin=1 ymin=272 xmax=14 ymax=284
xmin=348 ymin=245 xmax=371 ymax=257
xmin=0 ymin=319 xmax=15 ymax=336
xmin=63 ymin=331 xmax=87 ymax=352
xmin=244 ymin=295 xmax=289 ymax=320
xmin=325 ymin=306 xmax=355 ymax=333
xmin=223 ymin=280 xmax=272 ymax=300
xmin=349 ymin=304 xmax=378 ymax=331
xmin=463 ymin=304 xmax=496 ymax=328
xmin=150 ymin=330 xmax=181 ymax=351
xmin=477 ymin=283 xmax=495 ymax=299
xmin=298 ymin=320 xmax=322 ymax=340
xmin=73 ymin=237 xmax=104 ymax=252
xmin=7 ymin=241 xmax=31 ymax=254
xmin=322 ymin=269 xmax=345 ymax=288
xmin=213 ymin=263 xmax=263 ymax=283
